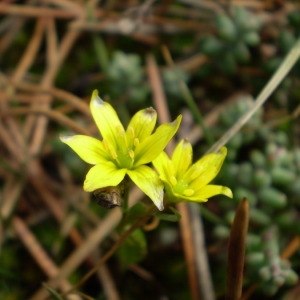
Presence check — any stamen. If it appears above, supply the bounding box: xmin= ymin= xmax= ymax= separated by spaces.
xmin=170 ymin=176 xmax=177 ymax=186
xmin=183 ymin=189 xmax=194 ymax=196
xmin=110 ymin=149 xmax=118 ymax=160
xmin=116 ymin=125 xmax=125 ymax=135
xmin=128 ymin=126 xmax=135 ymax=138
xmin=103 ymin=139 xmax=109 ymax=151
xmin=133 ymin=138 xmax=139 ymax=147
xmin=129 ymin=150 xmax=135 ymax=159
xmin=116 ymin=125 xmax=129 ymax=154
xmin=103 ymin=140 xmax=118 ymax=160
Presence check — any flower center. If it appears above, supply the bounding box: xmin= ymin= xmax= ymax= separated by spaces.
xmin=103 ymin=139 xmax=118 ymax=159
xmin=172 ymin=178 xmax=194 ymax=197
xmin=104 ymin=125 xmax=142 ymax=169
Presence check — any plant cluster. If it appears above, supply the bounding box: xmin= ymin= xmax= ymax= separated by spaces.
xmin=214 ymin=96 xmax=300 ymax=295
xmin=0 ymin=1 xmax=300 ymax=299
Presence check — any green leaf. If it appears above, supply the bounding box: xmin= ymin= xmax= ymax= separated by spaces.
xmin=116 ymin=228 xmax=147 ymax=269
xmin=216 ymin=14 xmax=237 ymax=42
xmin=122 ymin=202 xmax=150 ymax=225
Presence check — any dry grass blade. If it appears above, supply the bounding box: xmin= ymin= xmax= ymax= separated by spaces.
xmin=281 ymin=236 xmax=300 ymax=260
xmin=189 ymin=202 xmax=215 ymax=300
xmin=226 ymin=198 xmax=249 ymax=300
xmin=0 ymin=3 xmax=81 ymax=19
xmin=1 ymin=106 xmax=92 ymax=136
xmin=0 ymin=16 xmax=25 ymax=57
xmin=11 ymin=18 xmax=46 ymax=83
xmin=29 ymin=188 xmax=143 ymax=300
xmin=12 ymin=217 xmax=81 ymax=300
xmin=146 ymin=54 xmax=175 ymax=153
xmin=0 ymin=175 xmax=24 ymax=220
xmin=10 ymin=81 xmax=90 ymax=116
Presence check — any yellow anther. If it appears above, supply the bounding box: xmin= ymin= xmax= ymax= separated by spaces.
xmin=116 ymin=125 xmax=125 ymax=134
xmin=110 ymin=149 xmax=118 ymax=160
xmin=170 ymin=176 xmax=177 ymax=186
xmin=183 ymin=189 xmax=194 ymax=196
xmin=103 ymin=139 xmax=118 ymax=160
xmin=133 ymin=138 xmax=140 ymax=147
xmin=128 ymin=126 xmax=135 ymax=138
xmin=103 ymin=139 xmax=109 ymax=151
xmin=129 ymin=149 xmax=135 ymax=159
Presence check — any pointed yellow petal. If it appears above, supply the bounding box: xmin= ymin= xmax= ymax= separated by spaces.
xmin=84 ymin=162 xmax=126 ymax=192
xmin=191 ymin=184 xmax=233 ymax=201
xmin=126 ymin=107 xmax=157 ymax=143
xmin=90 ymin=90 xmax=125 ymax=148
xmin=172 ymin=139 xmax=193 ymax=178
xmin=153 ymin=152 xmax=174 ymax=183
xmin=127 ymin=166 xmax=164 ymax=211
xmin=187 ymin=147 xmax=227 ymax=189
xmin=134 ymin=115 xmax=182 ymax=166
xmin=60 ymin=135 xmax=109 ymax=164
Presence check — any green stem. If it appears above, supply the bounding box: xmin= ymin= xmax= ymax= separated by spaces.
xmin=199 ymin=205 xmax=224 ymax=225
xmin=179 ymin=81 xmax=214 ymax=145
xmin=162 ymin=45 xmax=214 ymax=145
xmin=121 ymin=176 xmax=130 ymax=213
xmin=92 ymin=34 xmax=109 ymax=73
xmin=86 ymin=4 xmax=109 ymax=72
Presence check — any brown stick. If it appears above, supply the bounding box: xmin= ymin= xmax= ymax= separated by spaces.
xmin=0 ymin=3 xmax=81 ymax=19
xmin=12 ymin=216 xmax=81 ymax=300
xmin=1 ymin=106 xmax=92 ymax=135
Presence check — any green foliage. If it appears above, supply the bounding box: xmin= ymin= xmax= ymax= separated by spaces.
xmin=162 ymin=68 xmax=189 ymax=99
xmin=116 ymin=228 xmax=147 ymax=269
xmin=105 ymin=51 xmax=149 ymax=104
xmin=200 ymin=7 xmax=262 ymax=74
xmin=214 ymin=96 xmax=300 ymax=295
xmin=248 ymin=227 xmax=298 ymax=295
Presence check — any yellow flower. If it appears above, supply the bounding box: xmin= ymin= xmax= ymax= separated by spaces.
xmin=60 ymin=90 xmax=181 ymax=210
xmin=153 ymin=139 xmax=232 ymax=203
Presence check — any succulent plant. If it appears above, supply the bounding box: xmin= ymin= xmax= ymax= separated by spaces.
xmin=214 ymin=96 xmax=300 ymax=295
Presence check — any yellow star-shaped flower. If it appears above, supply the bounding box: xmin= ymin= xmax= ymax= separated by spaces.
xmin=153 ymin=139 xmax=233 ymax=204
xmin=60 ymin=90 xmax=181 ymax=210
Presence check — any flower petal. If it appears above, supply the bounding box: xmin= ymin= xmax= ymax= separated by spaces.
xmin=191 ymin=184 xmax=233 ymax=201
xmin=172 ymin=139 xmax=193 ymax=178
xmin=60 ymin=135 xmax=109 ymax=164
xmin=186 ymin=147 xmax=227 ymax=189
xmin=127 ymin=165 xmax=164 ymax=211
xmin=84 ymin=162 xmax=126 ymax=192
xmin=153 ymin=152 xmax=174 ymax=183
xmin=134 ymin=115 xmax=182 ymax=166
xmin=126 ymin=107 xmax=157 ymax=143
xmin=90 ymin=90 xmax=125 ymax=148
